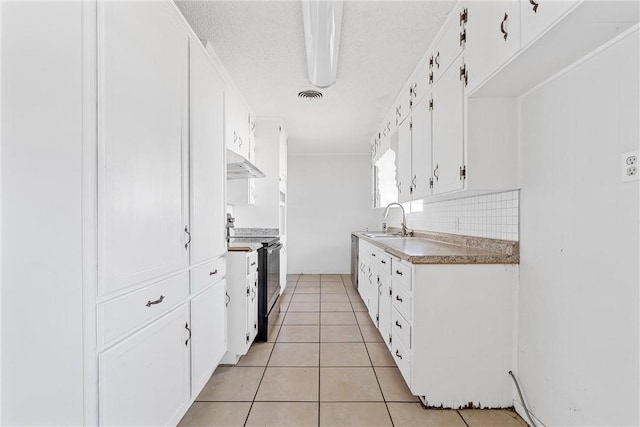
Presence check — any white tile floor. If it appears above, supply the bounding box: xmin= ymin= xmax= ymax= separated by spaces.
xmin=179 ymin=274 xmax=528 ymax=427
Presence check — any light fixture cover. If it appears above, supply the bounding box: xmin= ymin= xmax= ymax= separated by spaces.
xmin=301 ymin=0 xmax=344 ymax=88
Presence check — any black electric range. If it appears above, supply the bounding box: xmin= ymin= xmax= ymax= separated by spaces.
xmin=228 ymin=236 xmax=281 ymax=342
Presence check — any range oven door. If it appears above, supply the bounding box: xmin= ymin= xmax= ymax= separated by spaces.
xmin=257 ymin=242 xmax=282 ymax=342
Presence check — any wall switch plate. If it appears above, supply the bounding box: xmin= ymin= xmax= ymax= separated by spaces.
xmin=621 ymin=150 xmax=639 ymax=182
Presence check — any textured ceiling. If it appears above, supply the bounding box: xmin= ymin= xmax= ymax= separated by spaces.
xmin=176 ymin=0 xmax=455 ymax=154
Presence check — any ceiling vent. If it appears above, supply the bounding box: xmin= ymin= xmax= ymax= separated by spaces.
xmin=298 ymin=89 xmax=323 ymax=101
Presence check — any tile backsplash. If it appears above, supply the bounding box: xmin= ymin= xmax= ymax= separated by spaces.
xmin=383 ymin=190 xmax=520 ymax=241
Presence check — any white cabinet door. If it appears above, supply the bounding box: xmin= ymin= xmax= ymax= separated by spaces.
xmin=520 ymin=0 xmax=578 ymax=47
xmin=410 ymin=96 xmax=433 ymax=200
xmin=99 ymin=304 xmax=191 ymax=426
xmin=378 ymin=274 xmax=392 ymax=351
xmin=190 ymin=43 xmax=226 ymax=265
xmin=432 ymin=56 xmax=465 ymax=195
xmin=431 ymin=3 xmax=464 ymax=84
xmin=248 ymin=260 xmax=259 ymax=343
xmin=465 ymin=0 xmax=521 ymax=92
xmin=396 ymin=119 xmax=413 ymax=202
xmin=191 ymin=280 xmax=227 ymax=397
xmin=98 ymin=1 xmax=189 ymax=295
xmin=225 ymin=90 xmax=240 ymax=154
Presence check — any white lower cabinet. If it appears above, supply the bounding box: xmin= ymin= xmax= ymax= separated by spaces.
xmin=190 ymin=279 xmax=227 ymax=397
xmin=99 ymin=304 xmax=191 ymax=426
xmin=222 ymin=251 xmax=259 ymax=363
xmin=391 ymin=260 xmax=517 ymax=408
xmin=359 ymin=241 xmax=517 ymax=408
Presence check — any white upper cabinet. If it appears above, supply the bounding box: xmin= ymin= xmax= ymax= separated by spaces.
xmin=394 ymin=82 xmax=412 ymax=127
xmin=410 ymin=95 xmax=433 ymax=200
xmin=464 ymin=0 xmax=521 ymax=93
xmin=429 ymin=3 xmax=465 ymax=84
xmin=189 ymin=42 xmax=226 ymax=265
xmin=431 ymin=56 xmax=465 ymax=195
xmin=520 ymin=0 xmax=579 ymax=47
xmin=396 ymin=118 xmax=413 ymax=202
xmin=225 ymin=88 xmax=252 ymax=160
xmin=98 ymin=1 xmax=189 ymax=296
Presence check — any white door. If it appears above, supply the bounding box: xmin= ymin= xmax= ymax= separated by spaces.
xmin=98 ymin=1 xmax=189 ymax=295
xmin=431 ymin=3 xmax=464 ymax=83
xmin=411 ymin=96 xmax=433 ymax=200
xmin=191 ymin=280 xmax=227 ymax=397
xmin=99 ymin=304 xmax=191 ymax=426
xmin=396 ymin=120 xmax=413 ymax=202
xmin=190 ymin=43 xmax=226 ymax=264
xmin=464 ymin=0 xmax=521 ymax=92
xmin=432 ymin=56 xmax=465 ymax=195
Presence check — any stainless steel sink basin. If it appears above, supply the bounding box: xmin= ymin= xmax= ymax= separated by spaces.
xmin=362 ymin=232 xmax=404 ymax=238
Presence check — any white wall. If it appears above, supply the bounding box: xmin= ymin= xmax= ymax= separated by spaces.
xmin=1 ymin=3 xmax=85 ymax=424
xmin=517 ymin=29 xmax=639 ymax=426
xmin=288 ymin=154 xmax=379 ymax=274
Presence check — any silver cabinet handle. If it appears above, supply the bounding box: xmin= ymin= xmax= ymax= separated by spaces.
xmin=225 ymin=291 xmax=230 ymax=307
xmin=395 ymin=350 xmax=403 ymax=359
xmin=396 ymin=295 xmax=403 ymax=302
xmin=145 ymin=295 xmax=165 ymax=307
xmin=396 ymin=270 xmax=403 ymax=276
xmin=395 ymin=320 xmax=403 ymax=329
xmin=184 ymin=226 xmax=191 ymax=250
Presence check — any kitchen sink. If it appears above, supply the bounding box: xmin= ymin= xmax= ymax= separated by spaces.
xmin=362 ymin=232 xmax=405 ymax=238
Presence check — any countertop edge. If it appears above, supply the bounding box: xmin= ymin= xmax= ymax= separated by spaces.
xmin=353 ymin=231 xmax=520 ymax=265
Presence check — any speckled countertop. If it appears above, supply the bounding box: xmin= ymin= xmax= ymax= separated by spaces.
xmin=353 ymin=229 xmax=519 ymax=264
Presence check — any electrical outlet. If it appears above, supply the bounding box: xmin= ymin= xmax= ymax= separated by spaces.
xmin=622 ymin=151 xmax=639 ymax=182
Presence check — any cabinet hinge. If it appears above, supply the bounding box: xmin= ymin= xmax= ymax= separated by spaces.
xmin=409 ymin=99 xmax=413 ymax=109
xmin=389 ymin=287 xmax=393 ymax=297
xmin=460 ymin=7 xmax=468 ymax=26
xmin=459 ymin=64 xmax=468 ymax=87
xmin=429 ymin=99 xmax=434 ymax=111
xmin=376 ymin=314 xmax=379 ymax=322
xmin=409 ymin=120 xmax=413 ymax=131
xmin=246 ymin=287 xmax=250 ymax=296
xmin=429 ymin=55 xmax=434 ymax=68
xmin=429 ymin=71 xmax=433 ymax=84
xmin=429 ymin=177 xmax=434 ymax=189
xmin=459 ymin=28 xmax=467 ymax=47
xmin=389 ymin=334 xmax=393 ymax=345
xmin=460 ymin=165 xmax=467 ymax=180
xmin=246 ymin=333 xmax=250 ymax=343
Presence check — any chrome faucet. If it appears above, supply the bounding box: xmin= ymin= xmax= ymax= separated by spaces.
xmin=383 ymin=202 xmax=413 ymax=237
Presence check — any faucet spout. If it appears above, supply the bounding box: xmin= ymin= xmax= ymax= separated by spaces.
xmin=383 ymin=202 xmax=412 ymax=236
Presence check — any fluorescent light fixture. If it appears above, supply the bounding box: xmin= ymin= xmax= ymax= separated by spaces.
xmin=301 ymin=0 xmax=344 ymax=88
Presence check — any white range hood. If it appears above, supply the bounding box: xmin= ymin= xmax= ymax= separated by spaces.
xmin=226 ymin=149 xmax=266 ymax=179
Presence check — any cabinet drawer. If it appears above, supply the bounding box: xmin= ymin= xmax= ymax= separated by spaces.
xmin=392 ymin=335 xmax=412 ymax=389
xmin=392 ymin=307 xmax=412 ymax=350
xmin=99 ymin=272 xmax=189 ymax=346
xmin=392 ymin=285 xmax=412 ymax=323
xmin=191 ymin=257 xmax=226 ymax=294
xmin=392 ymin=260 xmax=412 ymax=291
xmin=376 ymin=252 xmax=392 ymax=276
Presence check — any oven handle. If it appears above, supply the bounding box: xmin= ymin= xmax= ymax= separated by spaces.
xmin=267 ymin=243 xmax=283 ymax=254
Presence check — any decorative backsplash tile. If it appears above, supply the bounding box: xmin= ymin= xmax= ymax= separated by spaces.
xmin=383 ymin=190 xmax=520 ymax=241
